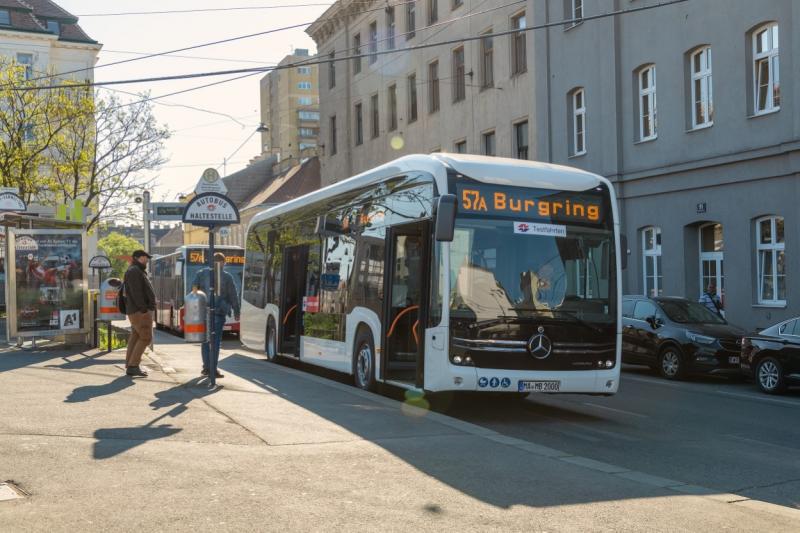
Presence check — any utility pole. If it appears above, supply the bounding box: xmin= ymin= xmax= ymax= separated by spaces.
xmin=143 ymin=190 xmax=151 ymax=254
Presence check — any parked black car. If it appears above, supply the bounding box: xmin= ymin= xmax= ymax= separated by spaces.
xmin=622 ymin=296 xmax=745 ymax=380
xmin=741 ymin=317 xmax=800 ymax=394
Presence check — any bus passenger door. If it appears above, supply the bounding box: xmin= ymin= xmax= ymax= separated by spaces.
xmin=279 ymin=245 xmax=309 ymax=356
xmin=383 ymin=221 xmax=430 ymax=388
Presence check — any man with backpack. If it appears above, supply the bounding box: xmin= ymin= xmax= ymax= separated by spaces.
xmin=191 ymin=252 xmax=240 ymax=378
xmin=121 ymin=250 xmax=156 ymax=377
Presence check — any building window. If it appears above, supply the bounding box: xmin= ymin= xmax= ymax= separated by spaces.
xmin=352 ymin=33 xmax=362 ymax=75
xmin=455 ymin=140 xmax=467 ymax=153
xmin=299 ymin=111 xmax=320 ymax=120
xmin=388 ymin=84 xmax=398 ymax=131
xmin=480 ymin=31 xmax=494 ymax=89
xmin=753 ymin=23 xmax=780 ymax=114
xmin=690 ymin=46 xmax=713 ymax=128
xmin=0 ymin=9 xmax=9 ymax=26
xmin=642 ymin=226 xmax=663 ymax=297
xmin=511 ymin=12 xmax=527 ymax=76
xmin=329 ymin=116 xmax=337 ymax=155
xmin=482 ymin=130 xmax=496 ymax=156
xmin=298 ymin=97 xmax=313 ymax=106
xmin=46 ymin=19 xmax=60 ymax=34
xmin=514 ymin=120 xmax=529 ymax=159
xmin=699 ymin=223 xmax=724 ymax=301
xmin=428 ymin=0 xmax=438 ymax=25
xmin=452 ymin=47 xmax=465 ymax=103
xmin=328 ymin=51 xmax=335 ymax=89
xmin=297 ymin=82 xmax=312 ymax=89
xmin=406 ymin=2 xmax=416 ymax=40
xmin=571 ymin=0 xmax=583 ymax=23
xmin=638 ymin=65 xmax=657 ymax=141
xmin=428 ymin=60 xmax=440 ymax=113
xmin=369 ymin=21 xmax=378 ymax=64
xmin=355 ymin=103 xmax=363 ymax=145
xmin=297 ymin=67 xmax=312 ymax=74
xmin=16 ymin=53 xmax=33 ymax=81
xmin=756 ymin=216 xmax=785 ymax=304
xmin=571 ymin=88 xmax=586 ymax=156
xmin=386 ymin=7 xmax=396 ymax=50
xmin=299 ymin=127 xmax=315 ymax=137
xmin=370 ymin=94 xmax=380 ymax=139
xmin=408 ymin=73 xmax=418 ymax=122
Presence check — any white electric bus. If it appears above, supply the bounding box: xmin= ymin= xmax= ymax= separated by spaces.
xmin=152 ymin=245 xmax=245 ymax=336
xmin=241 ymin=154 xmax=622 ymax=395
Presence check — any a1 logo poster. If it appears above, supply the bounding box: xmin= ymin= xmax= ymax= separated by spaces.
xmin=59 ymin=309 xmax=80 ymax=330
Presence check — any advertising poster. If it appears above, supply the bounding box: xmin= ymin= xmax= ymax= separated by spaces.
xmin=10 ymin=230 xmax=87 ymax=335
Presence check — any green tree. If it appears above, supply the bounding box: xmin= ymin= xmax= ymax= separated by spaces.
xmin=98 ymin=232 xmax=142 ymax=278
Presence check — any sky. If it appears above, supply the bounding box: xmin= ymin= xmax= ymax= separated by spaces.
xmin=58 ymin=0 xmax=331 ymax=202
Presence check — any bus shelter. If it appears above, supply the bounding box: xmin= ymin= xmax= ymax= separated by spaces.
xmin=0 ymin=214 xmax=89 ymax=345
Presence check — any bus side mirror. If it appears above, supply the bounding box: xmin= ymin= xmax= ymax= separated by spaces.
xmin=620 ymin=234 xmax=628 ymax=270
xmin=435 ymin=194 xmax=457 ymax=242
xmin=175 ymin=260 xmax=183 ymax=277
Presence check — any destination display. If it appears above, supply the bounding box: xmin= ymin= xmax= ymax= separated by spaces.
xmin=188 ymin=250 xmax=245 ymax=265
xmin=456 ymin=183 xmax=604 ymax=224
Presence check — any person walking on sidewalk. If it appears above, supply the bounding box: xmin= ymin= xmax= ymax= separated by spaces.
xmin=191 ymin=252 xmax=241 ymax=379
xmin=699 ymin=282 xmax=723 ymax=317
xmin=123 ymin=250 xmax=155 ymax=377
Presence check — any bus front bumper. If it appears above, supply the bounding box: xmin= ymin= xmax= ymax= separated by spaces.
xmin=428 ymin=367 xmax=620 ymax=395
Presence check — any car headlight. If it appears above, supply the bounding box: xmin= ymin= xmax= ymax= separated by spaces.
xmin=687 ymin=332 xmax=716 ymax=345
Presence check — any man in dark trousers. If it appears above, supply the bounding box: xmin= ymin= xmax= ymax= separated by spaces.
xmin=123 ymin=250 xmax=155 ymax=377
xmin=191 ymin=252 xmax=241 ymax=378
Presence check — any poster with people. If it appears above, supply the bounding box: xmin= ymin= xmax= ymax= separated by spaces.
xmin=10 ymin=230 xmax=87 ymax=335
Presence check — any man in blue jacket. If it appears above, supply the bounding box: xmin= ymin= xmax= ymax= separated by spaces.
xmin=191 ymin=252 xmax=241 ymax=378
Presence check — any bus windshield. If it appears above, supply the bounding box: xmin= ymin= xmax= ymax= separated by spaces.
xmin=449 ymin=217 xmax=614 ymax=325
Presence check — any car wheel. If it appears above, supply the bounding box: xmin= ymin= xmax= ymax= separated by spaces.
xmin=353 ymin=328 xmax=376 ymax=391
xmin=265 ymin=317 xmax=279 ymax=362
xmin=756 ymin=357 xmax=786 ymax=395
xmin=658 ymin=346 xmax=685 ymax=380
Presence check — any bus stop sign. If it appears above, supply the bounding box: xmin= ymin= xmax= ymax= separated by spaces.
xmin=182 ymin=192 xmax=240 ymax=228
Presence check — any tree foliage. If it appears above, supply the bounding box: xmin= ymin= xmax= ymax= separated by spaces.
xmin=0 ymin=60 xmax=170 ymax=230
xmin=97 ymin=231 xmax=142 ymax=278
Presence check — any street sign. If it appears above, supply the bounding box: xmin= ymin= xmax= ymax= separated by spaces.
xmin=151 ymin=202 xmax=185 ymax=221
xmin=696 ymin=202 xmax=707 ymax=214
xmin=217 ymin=227 xmax=231 ymax=238
xmin=0 ymin=187 xmax=20 ymax=195
xmin=194 ymin=167 xmax=228 ymax=195
xmin=182 ymin=193 xmax=240 ymax=228
xmin=0 ymin=191 xmax=26 ymax=212
xmin=89 ymin=255 xmax=112 ymax=270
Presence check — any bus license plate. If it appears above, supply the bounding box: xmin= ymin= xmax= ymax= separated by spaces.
xmin=519 ymin=380 xmax=561 ymax=393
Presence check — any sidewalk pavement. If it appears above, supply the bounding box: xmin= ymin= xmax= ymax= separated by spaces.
xmin=0 ymin=331 xmax=798 ymax=532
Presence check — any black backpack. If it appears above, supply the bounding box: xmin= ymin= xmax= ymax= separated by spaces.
xmin=116 ymin=282 xmax=127 ymax=315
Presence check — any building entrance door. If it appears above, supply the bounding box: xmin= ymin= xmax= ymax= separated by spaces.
xmin=699 ymin=223 xmax=724 ymax=306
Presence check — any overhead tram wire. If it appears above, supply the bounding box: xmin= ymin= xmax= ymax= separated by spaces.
xmin=5 ymin=1 xmax=419 ymax=89
xmin=19 ymin=0 xmax=690 ymax=93
xmin=77 ymin=3 xmax=336 ymax=16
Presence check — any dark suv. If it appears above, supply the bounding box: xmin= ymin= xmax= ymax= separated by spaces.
xmin=622 ymin=296 xmax=746 ymax=380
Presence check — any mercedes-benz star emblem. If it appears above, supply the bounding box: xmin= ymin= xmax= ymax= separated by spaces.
xmin=528 ymin=328 xmax=553 ymax=359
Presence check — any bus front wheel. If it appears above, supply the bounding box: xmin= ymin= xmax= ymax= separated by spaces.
xmin=353 ymin=328 xmax=376 ymax=391
xmin=265 ymin=317 xmax=278 ymax=362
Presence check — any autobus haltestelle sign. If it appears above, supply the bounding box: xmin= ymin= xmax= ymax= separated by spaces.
xmin=182 ymin=192 xmax=240 ymax=227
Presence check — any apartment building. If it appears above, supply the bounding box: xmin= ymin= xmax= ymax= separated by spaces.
xmin=0 ymin=0 xmax=100 ymax=81
xmin=532 ymin=0 xmax=800 ymax=330
xmin=260 ymin=49 xmax=321 ymax=160
xmin=307 ymin=0 xmax=534 ymax=184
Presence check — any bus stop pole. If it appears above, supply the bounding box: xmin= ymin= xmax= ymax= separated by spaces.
xmin=207 ymin=227 xmax=217 ymax=387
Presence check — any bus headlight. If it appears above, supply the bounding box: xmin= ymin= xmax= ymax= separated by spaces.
xmin=453 ymin=355 xmax=463 ymax=364
xmin=605 ymin=360 xmax=614 ymax=368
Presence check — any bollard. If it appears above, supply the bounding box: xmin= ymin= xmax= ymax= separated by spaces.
xmin=184 ymin=288 xmax=207 ymax=343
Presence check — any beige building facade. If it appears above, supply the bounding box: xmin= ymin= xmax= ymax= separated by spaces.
xmin=260 ymin=49 xmax=320 ymax=161
xmin=307 ymin=0 xmax=534 ymax=184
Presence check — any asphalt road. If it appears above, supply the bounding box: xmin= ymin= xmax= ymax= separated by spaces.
xmin=442 ymin=365 xmax=800 ymax=510
xmin=215 ymin=335 xmax=800 ymax=511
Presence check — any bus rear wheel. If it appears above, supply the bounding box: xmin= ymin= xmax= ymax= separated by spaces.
xmin=265 ymin=317 xmax=278 ymax=362
xmin=353 ymin=328 xmax=376 ymax=391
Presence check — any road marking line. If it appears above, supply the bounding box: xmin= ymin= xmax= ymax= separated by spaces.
xmin=582 ymin=402 xmax=649 ymax=418
xmin=725 ymin=434 xmax=800 ymax=453
xmin=714 ymin=390 xmax=800 ymax=407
